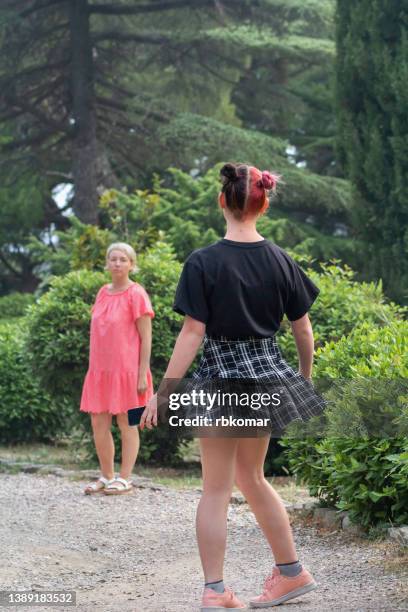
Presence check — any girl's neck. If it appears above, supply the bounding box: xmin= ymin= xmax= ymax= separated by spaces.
xmin=224 ymin=219 xmax=263 ymax=242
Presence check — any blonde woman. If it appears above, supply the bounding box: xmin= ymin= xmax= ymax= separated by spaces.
xmin=81 ymin=242 xmax=154 ymax=495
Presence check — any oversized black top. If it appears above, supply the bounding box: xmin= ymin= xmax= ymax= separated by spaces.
xmin=173 ymin=238 xmax=320 ymax=338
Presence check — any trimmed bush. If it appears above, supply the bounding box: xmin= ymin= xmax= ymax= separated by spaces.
xmin=0 ymin=292 xmax=35 ymax=318
xmin=0 ymin=320 xmax=65 ymax=443
xmin=281 ymin=436 xmax=408 ymax=528
xmin=281 ymin=319 xmax=408 ymax=528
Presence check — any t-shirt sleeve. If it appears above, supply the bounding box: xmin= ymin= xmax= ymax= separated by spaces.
xmin=173 ymin=260 xmax=209 ymax=324
xmin=284 ymin=260 xmax=320 ymax=321
xmin=130 ymin=285 xmax=155 ymax=321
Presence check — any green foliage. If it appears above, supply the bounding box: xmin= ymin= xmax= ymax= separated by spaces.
xmin=282 ymin=436 xmax=408 ymax=528
xmin=277 ymin=262 xmax=405 ymax=366
xmin=282 ymin=318 xmax=408 ymax=527
xmin=0 ymin=292 xmax=35 ymax=318
xmin=335 ymin=1 xmax=408 ymax=303
xmin=0 ymin=319 xmax=66 ymax=443
xmin=315 ymin=319 xmax=408 ymax=379
xmin=28 ymin=217 xmax=114 ymax=288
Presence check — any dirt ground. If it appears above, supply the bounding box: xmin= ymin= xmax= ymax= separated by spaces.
xmin=1 ymin=472 xmax=407 ymax=611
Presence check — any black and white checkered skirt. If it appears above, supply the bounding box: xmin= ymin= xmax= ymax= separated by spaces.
xmin=180 ymin=334 xmax=327 ymax=436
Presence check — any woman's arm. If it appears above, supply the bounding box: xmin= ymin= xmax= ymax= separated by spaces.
xmin=289 ymin=313 xmax=315 ymax=380
xmin=140 ymin=315 xmax=206 ymax=429
xmin=163 ymin=316 xmax=206 ymax=378
xmin=136 ymin=315 xmax=152 ymax=393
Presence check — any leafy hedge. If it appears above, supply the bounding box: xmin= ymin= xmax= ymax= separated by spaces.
xmin=0 ymin=320 xmax=65 ymax=443
xmin=277 ymin=262 xmax=405 ymax=367
xmin=281 ymin=319 xmax=408 ymax=529
xmin=0 ymin=292 xmax=35 ymax=318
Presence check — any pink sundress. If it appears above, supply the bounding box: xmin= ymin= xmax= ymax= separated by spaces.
xmin=80 ymin=282 xmax=154 ymax=414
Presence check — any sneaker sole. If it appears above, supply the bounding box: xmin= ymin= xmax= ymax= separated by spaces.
xmin=249 ymin=581 xmax=317 ymax=608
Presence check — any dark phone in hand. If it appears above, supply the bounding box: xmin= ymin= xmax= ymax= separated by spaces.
xmin=128 ymin=407 xmax=145 ymax=427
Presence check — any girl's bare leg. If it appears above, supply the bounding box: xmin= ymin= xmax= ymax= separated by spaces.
xmin=91 ymin=413 xmax=114 ymax=480
xmin=196 ymin=437 xmax=240 ymax=583
xmin=116 ymin=413 xmax=140 ymax=479
xmin=235 ymin=435 xmax=297 ymax=563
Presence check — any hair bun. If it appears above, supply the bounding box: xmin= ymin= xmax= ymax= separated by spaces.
xmin=220 ymin=163 xmax=239 ymax=184
xmin=261 ymin=170 xmax=279 ymax=191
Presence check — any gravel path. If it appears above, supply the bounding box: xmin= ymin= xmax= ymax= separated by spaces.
xmin=1 ymin=473 xmax=407 ymax=611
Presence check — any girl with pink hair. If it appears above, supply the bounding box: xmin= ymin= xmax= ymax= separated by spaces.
xmin=142 ymin=163 xmax=322 ymax=610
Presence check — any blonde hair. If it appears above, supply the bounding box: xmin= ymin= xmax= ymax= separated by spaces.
xmin=105 ymin=242 xmax=139 ymax=274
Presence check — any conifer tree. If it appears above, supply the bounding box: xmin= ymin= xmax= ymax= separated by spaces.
xmin=335 ymin=0 xmax=408 ymax=303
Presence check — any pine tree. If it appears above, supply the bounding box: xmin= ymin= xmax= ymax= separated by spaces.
xmin=335 ymin=0 xmax=408 ymax=303
xmin=1 ymin=0 xmax=337 ymax=223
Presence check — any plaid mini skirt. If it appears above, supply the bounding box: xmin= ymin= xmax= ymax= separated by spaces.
xmin=181 ymin=335 xmax=327 ymax=436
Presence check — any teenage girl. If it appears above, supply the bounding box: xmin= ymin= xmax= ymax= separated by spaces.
xmin=81 ymin=242 xmax=154 ymax=495
xmin=142 ymin=164 xmax=321 ymax=610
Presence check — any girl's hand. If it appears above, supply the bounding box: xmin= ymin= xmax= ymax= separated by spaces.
xmin=140 ymin=394 xmax=158 ymax=430
xmin=137 ymin=372 xmax=148 ymax=394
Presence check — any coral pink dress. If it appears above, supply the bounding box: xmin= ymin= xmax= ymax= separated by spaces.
xmin=80 ymin=282 xmax=154 ymax=414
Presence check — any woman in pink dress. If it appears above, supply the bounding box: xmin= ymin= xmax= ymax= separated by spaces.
xmin=80 ymin=242 xmax=154 ymax=495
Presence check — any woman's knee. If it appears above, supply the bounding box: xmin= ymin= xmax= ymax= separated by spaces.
xmin=116 ymin=413 xmax=134 ymax=433
xmin=201 ymin=485 xmax=232 ymax=507
xmin=235 ymin=466 xmax=265 ymax=493
xmin=91 ymin=413 xmax=112 ymax=433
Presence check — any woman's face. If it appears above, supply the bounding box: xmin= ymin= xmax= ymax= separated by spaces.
xmin=106 ymin=249 xmax=133 ymax=278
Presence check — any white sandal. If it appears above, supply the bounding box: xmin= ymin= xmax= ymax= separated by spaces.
xmin=103 ymin=476 xmax=133 ymax=495
xmin=84 ymin=476 xmax=113 ymax=495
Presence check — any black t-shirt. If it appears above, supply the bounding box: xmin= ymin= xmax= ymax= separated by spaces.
xmin=173 ymin=238 xmax=320 ymax=338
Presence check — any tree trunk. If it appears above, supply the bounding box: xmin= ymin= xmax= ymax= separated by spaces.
xmin=69 ymin=0 xmax=99 ymax=224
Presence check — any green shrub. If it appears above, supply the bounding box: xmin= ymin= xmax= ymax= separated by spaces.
xmin=282 ymin=436 xmax=408 ymax=528
xmin=282 ymin=319 xmax=408 ymax=528
xmin=28 ymin=217 xmax=114 ymax=287
xmin=0 ymin=320 xmax=66 ymax=443
xmin=0 ymin=292 xmax=35 ymax=318
xmin=277 ymin=262 xmax=405 ymax=367
xmin=314 ymin=319 xmax=408 ymax=379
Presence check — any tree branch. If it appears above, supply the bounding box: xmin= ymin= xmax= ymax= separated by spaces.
xmin=93 ymin=31 xmax=170 ymax=44
xmin=0 ymin=59 xmax=69 ymax=89
xmin=0 ymin=251 xmax=23 ymax=278
xmin=89 ymin=0 xmax=213 ymax=16
xmin=4 ymin=95 xmax=70 ymax=134
xmin=19 ymin=0 xmax=68 ymax=18
xmin=2 ymin=129 xmax=57 ymax=152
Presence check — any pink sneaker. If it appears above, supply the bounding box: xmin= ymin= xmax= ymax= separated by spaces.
xmin=249 ymin=566 xmax=317 ymax=608
xmin=201 ymin=586 xmax=247 ymax=611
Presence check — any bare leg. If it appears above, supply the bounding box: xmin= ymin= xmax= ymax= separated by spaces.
xmin=90 ymin=413 xmax=114 ymax=480
xmin=196 ymin=437 xmax=240 ymax=583
xmin=116 ymin=413 xmax=140 ymax=479
xmin=235 ymin=435 xmax=297 ymax=564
